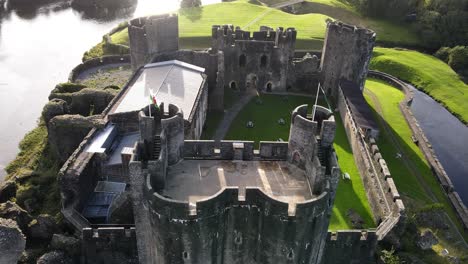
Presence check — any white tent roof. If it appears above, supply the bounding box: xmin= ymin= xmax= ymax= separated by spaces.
xmin=112 ymin=60 xmax=205 ymax=118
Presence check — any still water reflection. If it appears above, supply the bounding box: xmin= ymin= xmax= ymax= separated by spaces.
xmin=0 ymin=0 xmax=220 ymax=180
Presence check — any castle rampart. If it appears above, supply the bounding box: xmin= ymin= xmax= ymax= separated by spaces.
xmin=337 ymin=84 xmax=405 ymax=237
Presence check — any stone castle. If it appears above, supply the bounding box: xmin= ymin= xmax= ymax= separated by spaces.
xmin=57 ymin=13 xmax=406 ymax=264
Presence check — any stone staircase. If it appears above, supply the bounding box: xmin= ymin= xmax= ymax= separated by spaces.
xmin=152 ymin=135 xmax=161 ymax=160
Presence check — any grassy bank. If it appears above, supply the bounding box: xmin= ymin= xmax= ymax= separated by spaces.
xmin=103 ymin=0 xmax=420 ymax=55
xmin=364 ymin=78 xmax=467 ymax=241
xmin=370 ymin=48 xmax=468 ymax=124
xmin=5 ymin=122 xmax=61 ymax=219
xmin=221 ymin=94 xmax=375 ymax=230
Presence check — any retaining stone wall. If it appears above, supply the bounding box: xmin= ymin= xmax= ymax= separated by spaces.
xmin=69 ymin=55 xmax=130 ymax=82
xmin=369 ymin=70 xmax=468 ymax=230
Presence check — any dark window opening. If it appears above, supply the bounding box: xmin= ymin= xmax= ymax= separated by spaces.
xmin=260 ymin=55 xmax=267 ymax=67
xmin=230 ymin=81 xmax=237 ymax=90
xmin=239 ymin=54 xmax=246 ymax=67
xmin=266 ymin=82 xmax=272 ymax=92
xmin=183 ymin=251 xmax=189 ymax=260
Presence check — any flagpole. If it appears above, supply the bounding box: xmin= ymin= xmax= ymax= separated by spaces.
xmin=149 ymin=90 xmax=152 ymax=118
xmin=311 ymin=83 xmax=321 ymax=121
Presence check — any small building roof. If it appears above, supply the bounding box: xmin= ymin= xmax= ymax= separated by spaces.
xmin=339 ymin=79 xmax=379 ymax=132
xmin=111 ymin=60 xmax=205 ymax=119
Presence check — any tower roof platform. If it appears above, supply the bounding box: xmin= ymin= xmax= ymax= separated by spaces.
xmin=161 ymin=160 xmax=313 ymax=205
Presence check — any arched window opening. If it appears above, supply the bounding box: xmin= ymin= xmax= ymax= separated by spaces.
xmin=260 ymin=55 xmax=268 ymax=68
xmin=230 ymin=81 xmax=237 ymax=90
xmin=266 ymin=82 xmax=272 ymax=92
xmin=239 ymin=54 xmax=246 ymax=67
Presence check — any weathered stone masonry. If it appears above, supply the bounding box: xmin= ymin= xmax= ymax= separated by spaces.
xmin=128 ymin=104 xmax=341 ymax=264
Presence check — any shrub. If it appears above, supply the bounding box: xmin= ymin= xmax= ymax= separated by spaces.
xmin=434 ymin=47 xmax=451 ymax=63
xmin=448 ymin=46 xmax=468 ymax=74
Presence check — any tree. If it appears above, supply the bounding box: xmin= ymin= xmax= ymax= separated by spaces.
xmin=381 ymin=248 xmax=402 ymax=264
xmin=448 ymin=46 xmax=468 ymax=74
xmin=180 ymin=0 xmax=202 ymax=8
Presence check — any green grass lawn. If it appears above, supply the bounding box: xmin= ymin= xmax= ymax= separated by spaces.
xmin=222 ymin=93 xmax=375 ymax=230
xmin=364 ymin=78 xmax=467 ymax=238
xmin=108 ymin=0 xmax=420 ymax=53
xmin=330 ymin=114 xmax=375 ymax=230
xmin=370 ymin=48 xmax=468 ymax=124
xmin=224 ymin=94 xmax=313 ymax=144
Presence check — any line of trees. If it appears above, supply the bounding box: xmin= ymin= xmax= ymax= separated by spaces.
xmin=344 ymin=0 xmax=468 ymax=49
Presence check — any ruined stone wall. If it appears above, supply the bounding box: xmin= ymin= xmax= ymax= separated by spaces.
xmin=82 ymin=227 xmax=138 ymax=264
xmin=322 ymin=230 xmax=378 ymax=264
xmin=129 ymin=14 xmax=179 ymax=69
xmin=337 ymin=87 xmax=405 ymax=238
xmin=320 ymin=21 xmax=375 ymax=97
xmin=212 ymin=25 xmax=296 ymax=93
xmin=290 ymin=53 xmax=320 ymax=93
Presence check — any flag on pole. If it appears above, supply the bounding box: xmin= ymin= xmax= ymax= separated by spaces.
xmin=149 ymin=92 xmax=159 ymax=110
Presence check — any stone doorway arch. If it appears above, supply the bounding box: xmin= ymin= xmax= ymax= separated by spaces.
xmin=246 ymin=73 xmax=258 ymax=91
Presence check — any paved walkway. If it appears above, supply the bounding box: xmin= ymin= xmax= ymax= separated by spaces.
xmin=213 ymin=92 xmax=256 ymax=141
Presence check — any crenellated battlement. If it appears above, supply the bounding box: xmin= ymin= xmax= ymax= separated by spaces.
xmin=143 ymin=176 xmax=332 ymax=219
xmin=211 ymin=24 xmax=297 ymax=51
xmin=326 ymin=21 xmax=376 ymax=39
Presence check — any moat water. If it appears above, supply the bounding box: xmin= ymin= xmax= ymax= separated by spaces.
xmin=0 ymin=0 xmax=220 ymax=180
xmin=409 ymin=85 xmax=468 ymax=206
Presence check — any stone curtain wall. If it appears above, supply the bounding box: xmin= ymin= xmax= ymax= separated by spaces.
xmin=337 ymin=86 xmax=405 ymax=235
xmin=369 ymin=70 xmax=468 ymax=230
xmin=82 ymin=227 xmax=138 ymax=264
xmin=322 ymin=230 xmax=378 ymax=264
xmin=141 ymin=184 xmax=332 ymax=264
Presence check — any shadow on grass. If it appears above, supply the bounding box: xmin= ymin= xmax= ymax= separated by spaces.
xmin=330 ymin=114 xmax=375 ymax=230
xmin=364 ymin=86 xmax=468 ymax=239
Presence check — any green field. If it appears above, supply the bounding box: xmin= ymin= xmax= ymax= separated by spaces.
xmin=108 ymin=0 xmax=419 ymax=52
xmin=364 ymin=78 xmax=467 ymax=239
xmin=370 ymin=48 xmax=468 ymax=124
xmin=220 ymin=94 xmax=375 ymax=230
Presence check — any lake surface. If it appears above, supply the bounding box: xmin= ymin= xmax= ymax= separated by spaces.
xmin=409 ymin=86 xmax=468 ymax=206
xmin=0 ymin=0 xmax=220 ymax=180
